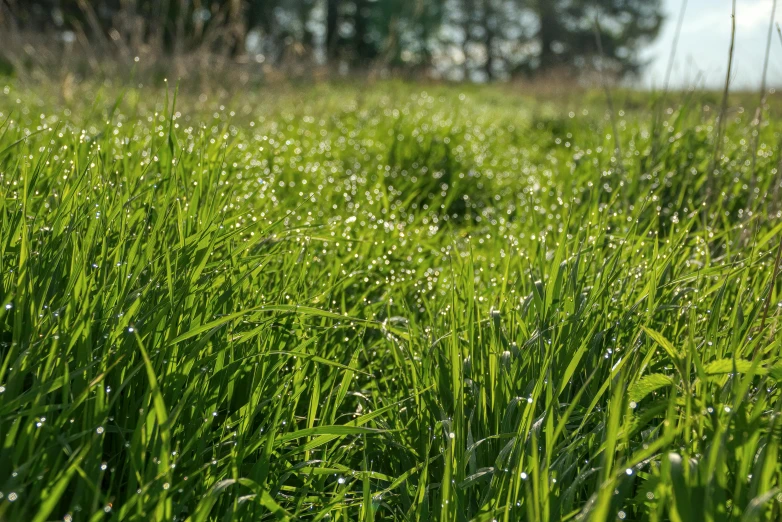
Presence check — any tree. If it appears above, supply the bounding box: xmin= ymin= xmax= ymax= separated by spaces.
xmin=530 ymin=0 xmax=663 ymax=77
xmin=459 ymin=0 xmax=475 ymax=80
xmin=2 ymin=0 xmax=663 ymax=82
xmin=353 ymin=0 xmax=373 ymax=63
xmin=480 ymin=0 xmax=496 ymax=80
xmin=326 ymin=0 xmax=340 ymax=62
xmin=409 ymin=0 xmax=445 ymax=71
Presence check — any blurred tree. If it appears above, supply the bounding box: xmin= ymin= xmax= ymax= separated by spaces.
xmin=1 ymin=0 xmax=663 ymax=80
xmin=410 ymin=0 xmax=445 ymax=71
xmin=326 ymin=0 xmax=340 ymax=62
xmin=459 ymin=0 xmax=475 ymax=80
xmin=531 ymin=0 xmax=664 ymax=76
xmin=479 ymin=0 xmax=497 ymax=80
xmin=353 ymin=0 xmax=372 ymax=61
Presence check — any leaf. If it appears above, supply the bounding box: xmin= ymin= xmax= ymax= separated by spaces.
xmin=740 ymin=488 xmax=780 ymax=522
xmin=642 ymin=326 xmax=681 ymax=360
xmin=257 ymin=489 xmax=292 ymax=520
xmin=667 ymin=453 xmax=693 ymax=522
xmin=187 ymin=479 xmax=290 ymax=522
xmin=266 ymin=351 xmax=373 ymax=376
xmin=260 ymin=304 xmax=370 ymax=323
xmin=134 ymin=334 xmax=170 ymax=434
xmin=169 ymin=308 xmax=260 ymax=345
xmin=458 ymin=467 xmax=495 ymax=489
xmin=275 ymin=425 xmax=387 ymax=444
xmin=31 ymin=446 xmax=90 ymax=522
xmin=169 ymin=305 xmax=374 ymax=346
xmin=330 ymin=349 xmax=359 ymax=423
xmin=767 ymin=363 xmax=782 ymax=382
xmin=703 ymin=358 xmax=761 ymax=376
xmin=628 ymin=373 xmax=675 ymax=403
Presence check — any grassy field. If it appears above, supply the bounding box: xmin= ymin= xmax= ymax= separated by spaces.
xmin=1 ymin=79 xmax=781 ymax=521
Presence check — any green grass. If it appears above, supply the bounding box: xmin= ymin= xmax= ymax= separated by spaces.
xmin=0 ymin=79 xmax=781 ymax=521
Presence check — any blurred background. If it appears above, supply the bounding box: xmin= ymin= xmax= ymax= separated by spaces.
xmin=0 ymin=0 xmax=778 ymax=89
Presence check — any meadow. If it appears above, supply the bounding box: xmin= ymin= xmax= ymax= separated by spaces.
xmin=0 ymin=79 xmax=781 ymax=521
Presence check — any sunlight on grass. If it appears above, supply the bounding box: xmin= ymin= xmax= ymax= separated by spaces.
xmin=0 ymin=81 xmax=781 ymax=521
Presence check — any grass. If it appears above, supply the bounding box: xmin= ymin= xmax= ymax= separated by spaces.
xmin=0 ymin=79 xmax=781 ymax=521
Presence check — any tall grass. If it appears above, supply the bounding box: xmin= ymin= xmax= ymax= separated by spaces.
xmin=0 ymin=81 xmax=781 ymax=521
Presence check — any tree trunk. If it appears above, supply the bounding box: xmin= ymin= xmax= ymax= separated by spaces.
xmin=460 ymin=0 xmax=472 ymax=80
xmin=300 ymin=0 xmax=314 ymax=52
xmin=326 ymin=0 xmax=339 ymax=63
xmin=482 ymin=0 xmax=494 ymax=80
xmin=228 ymin=0 xmax=245 ymax=57
xmin=354 ymin=0 xmax=370 ymax=63
xmin=537 ymin=0 xmax=559 ymax=71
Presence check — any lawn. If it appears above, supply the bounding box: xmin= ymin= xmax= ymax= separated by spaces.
xmin=1 ymin=80 xmax=781 ymax=521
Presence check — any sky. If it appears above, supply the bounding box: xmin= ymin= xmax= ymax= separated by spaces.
xmin=641 ymin=0 xmax=782 ymax=89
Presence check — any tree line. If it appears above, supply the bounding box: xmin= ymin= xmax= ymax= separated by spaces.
xmin=2 ymin=0 xmax=664 ymax=81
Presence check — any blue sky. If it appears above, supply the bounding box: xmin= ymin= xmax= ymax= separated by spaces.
xmin=642 ymin=0 xmax=781 ymax=89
